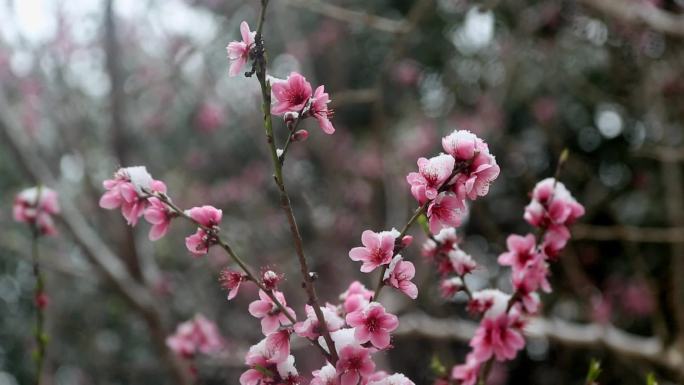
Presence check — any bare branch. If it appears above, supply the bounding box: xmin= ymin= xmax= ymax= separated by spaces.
xmin=572 ymin=224 xmax=684 ymax=243
xmin=578 ymin=0 xmax=684 ymax=38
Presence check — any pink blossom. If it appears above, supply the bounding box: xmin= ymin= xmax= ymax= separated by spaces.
xmin=219 ymin=268 xmax=244 ymax=300
xmin=470 ymin=314 xmax=525 ymax=362
xmin=310 ymin=85 xmax=335 ymax=134
xmin=448 ymin=248 xmax=477 ymax=276
xmin=468 ymin=289 xmax=511 ymax=319
xmin=524 ymin=178 xmax=585 ymax=228
xmin=271 ymin=72 xmax=313 ymax=115
xmin=195 ymin=102 xmax=225 ymax=132
xmin=367 ymin=373 xmax=415 ymax=385
xmin=143 ymin=197 xmax=173 ymax=241
xmin=13 ymin=187 xmax=60 ymax=236
xmin=99 ymin=166 xmax=166 ymax=226
xmin=442 ymin=130 xmax=499 ymax=201
xmin=335 ymin=345 xmax=376 ymax=385
xmin=451 ymin=353 xmax=481 ymax=385
xmin=294 ymin=304 xmax=344 ymax=339
xmin=339 ymin=281 xmax=374 ymax=314
xmin=349 ymin=229 xmax=398 ymax=273
xmin=261 ymin=269 xmax=283 ymax=291
xmin=427 ymin=193 xmax=465 ymax=234
xmin=511 ymin=254 xmax=551 ymax=295
xmin=241 ymin=336 xmax=293 ymax=385
xmin=184 ymin=205 xmax=222 ymax=255
xmin=497 ymin=234 xmax=537 ymax=273
xmin=226 ymin=21 xmax=255 ymax=77
xmin=166 ymin=314 xmax=224 ymax=358
xmin=541 ymin=225 xmax=571 ymax=260
xmin=422 ymin=227 xmax=459 ymax=260
xmin=248 ymin=290 xmax=296 ymax=334
xmin=442 ymin=130 xmax=481 ymax=161
xmin=440 ymin=277 xmax=464 ymax=299
xmin=311 ymin=363 xmax=338 ymax=385
xmin=406 ymin=154 xmax=455 ymax=203
xmin=383 ymin=256 xmax=418 ymax=299
xmin=346 ymin=302 xmax=398 ymax=349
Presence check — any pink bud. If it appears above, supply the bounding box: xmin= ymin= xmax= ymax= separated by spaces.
xmin=261 ymin=269 xmax=283 ymax=291
xmin=401 ymin=235 xmax=413 ymax=248
xmin=35 ymin=292 xmax=49 ymax=309
xmin=292 ymin=129 xmax=309 ymax=142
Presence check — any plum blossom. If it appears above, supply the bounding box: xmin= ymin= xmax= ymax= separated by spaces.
xmin=261 ymin=269 xmax=283 ymax=291
xmin=383 ymin=255 xmax=418 ymax=299
xmin=497 ymin=234 xmax=538 ymax=273
xmin=240 ymin=339 xmax=297 ymax=385
xmin=335 ymin=345 xmax=376 ymax=385
xmin=99 ymin=166 xmax=166 ymax=226
xmin=367 ymin=373 xmax=416 ymax=385
xmin=406 ymin=154 xmax=455 ymax=203
xmin=349 ymin=229 xmax=399 ymax=273
xmin=184 ymin=205 xmax=222 ymax=255
xmin=451 ymin=353 xmax=481 ymax=385
xmin=511 ymin=254 xmax=551 ymax=295
xmin=143 ymin=197 xmax=173 ymax=241
xmin=166 ymin=314 xmax=224 ymax=358
xmin=426 ymin=193 xmax=465 ymax=234
xmin=469 ymin=314 xmax=525 ymax=362
xmin=248 ymin=290 xmax=296 ymax=334
xmin=219 ymin=268 xmax=245 ymax=300
xmin=346 ymin=302 xmax=398 ymax=349
xmin=226 ymin=21 xmax=255 ymax=77
xmin=311 ymin=363 xmax=338 ymax=385
xmin=422 ymin=227 xmax=459 ymax=260
xmin=294 ymin=304 xmax=344 ymax=339
xmin=271 ymin=72 xmax=313 ymax=115
xmin=310 ymin=85 xmax=335 ymax=134
xmin=13 ymin=186 xmax=60 ymax=236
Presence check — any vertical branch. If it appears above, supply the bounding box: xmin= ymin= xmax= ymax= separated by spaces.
xmin=252 ymin=0 xmax=338 ymax=364
xmin=30 ymin=194 xmax=47 ymax=385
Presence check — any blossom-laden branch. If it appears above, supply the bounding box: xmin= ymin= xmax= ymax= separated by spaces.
xmin=13 ymin=186 xmax=61 ymax=385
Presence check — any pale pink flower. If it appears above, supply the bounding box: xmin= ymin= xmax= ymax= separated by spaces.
xmin=442 ymin=130 xmax=499 ymax=201
xmin=497 ymin=234 xmax=537 ymax=273
xmin=470 ymin=314 xmax=525 ymax=362
xmin=451 ymin=353 xmax=481 ymax=385
xmin=184 ymin=205 xmax=222 ymax=255
xmin=248 ymin=290 xmax=296 ymax=334
xmin=406 ymin=154 xmax=455 ymax=203
xmin=339 ymin=281 xmax=374 ymax=314
xmin=271 ymin=72 xmax=313 ymax=115
xmin=294 ymin=304 xmax=344 ymax=339
xmin=541 ymin=225 xmax=571 ymax=260
xmin=226 ymin=21 xmax=255 ymax=77
xmin=346 ymin=302 xmax=398 ymax=349
xmin=311 ymin=363 xmax=338 ymax=385
xmin=427 ymin=193 xmax=465 ymax=234
xmin=310 ymin=85 xmax=335 ymax=134
xmin=383 ymin=255 xmax=418 ymax=299
xmin=442 ymin=130 xmax=481 ymax=161
xmin=349 ymin=229 xmax=398 ymax=273
xmin=524 ymin=178 xmax=585 ymax=228
xmin=367 ymin=373 xmax=415 ymax=385
xmin=13 ymin=187 xmax=60 ymax=236
xmin=143 ymin=197 xmax=173 ymax=241
xmin=335 ymin=345 xmax=376 ymax=385
xmin=166 ymin=314 xmax=224 ymax=358
xmin=218 ymin=268 xmax=244 ymax=300
xmin=511 ymin=253 xmax=551 ymax=295
xmin=100 ymin=166 xmax=166 ymax=226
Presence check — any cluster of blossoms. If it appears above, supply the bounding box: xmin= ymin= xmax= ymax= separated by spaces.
xmin=166 ymin=314 xmax=225 ymax=359
xmin=227 ymin=21 xmax=334 ymax=136
xmin=13 ymin=186 xmax=60 ymax=236
xmin=99 ymin=166 xmax=227 ymax=256
xmin=422 ymin=177 xmax=584 ymax=385
xmin=406 ymin=130 xmax=499 ymax=234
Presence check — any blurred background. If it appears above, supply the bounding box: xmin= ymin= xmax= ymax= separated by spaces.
xmin=1 ymin=0 xmax=684 ymax=384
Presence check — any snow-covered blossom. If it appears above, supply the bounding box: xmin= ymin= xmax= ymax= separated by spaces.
xmin=261 ymin=269 xmax=283 ymax=291
xmin=383 ymin=255 xmax=418 ymax=299
xmin=226 ymin=21 xmax=255 ymax=77
xmin=448 ymin=248 xmax=477 ymax=276
xmin=440 ymin=276 xmax=464 ymax=299
xmin=248 ymin=290 xmax=296 ymax=334
xmin=13 ymin=186 xmax=60 ymax=236
xmin=367 ymin=373 xmax=416 ymax=385
xmin=99 ymin=166 xmax=166 ymax=226
xmin=468 ymin=289 xmax=511 ymax=319
xmin=346 ymin=302 xmax=398 ymax=349
xmin=294 ymin=304 xmax=344 ymax=339
xmin=422 ymin=227 xmax=459 ymax=260
xmin=524 ymin=178 xmax=585 ymax=229
xmin=166 ymin=314 xmax=224 ymax=358
xmin=311 ymin=363 xmax=338 ymax=385
xmin=442 ymin=130 xmax=500 ymax=202
xmin=406 ymin=154 xmax=455 ymax=204
xmin=349 ymin=229 xmax=399 ymax=273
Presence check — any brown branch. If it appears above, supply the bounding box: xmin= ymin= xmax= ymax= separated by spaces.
xmin=0 ymin=91 xmax=193 ymax=385
xmin=572 ymin=224 xmax=684 ymax=243
xmin=396 ymin=312 xmax=684 ymax=377
xmin=281 ymin=0 xmax=408 ymax=34
xmin=578 ymin=0 xmax=684 ymax=38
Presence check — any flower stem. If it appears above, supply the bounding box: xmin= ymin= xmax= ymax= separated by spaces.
xmin=30 ymin=188 xmax=47 ymax=385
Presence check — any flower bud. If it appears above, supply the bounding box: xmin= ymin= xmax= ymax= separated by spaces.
xmin=262 ymin=269 xmax=283 ymax=291
xmin=292 ymin=129 xmax=309 ymax=142
xmin=401 ymin=235 xmax=413 ymax=248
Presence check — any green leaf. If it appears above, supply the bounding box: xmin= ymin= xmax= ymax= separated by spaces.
xmin=646 ymin=373 xmax=658 ymax=385
xmin=430 ymin=354 xmax=447 ymax=377
xmin=585 ymin=359 xmax=601 ymax=384
xmin=418 ymin=214 xmax=430 ymax=237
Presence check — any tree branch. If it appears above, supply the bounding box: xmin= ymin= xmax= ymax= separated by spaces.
xmin=572 ymin=224 xmax=684 ymax=243
xmin=578 ymin=0 xmax=684 ymax=38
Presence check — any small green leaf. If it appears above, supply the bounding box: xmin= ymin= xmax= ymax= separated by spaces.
xmin=585 ymin=359 xmax=601 ymax=384
xmin=418 ymin=214 xmax=430 ymax=237
xmin=253 ymin=364 xmax=274 ymax=378
xmin=646 ymin=373 xmax=658 ymax=385
xmin=430 ymin=354 xmax=446 ymax=377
